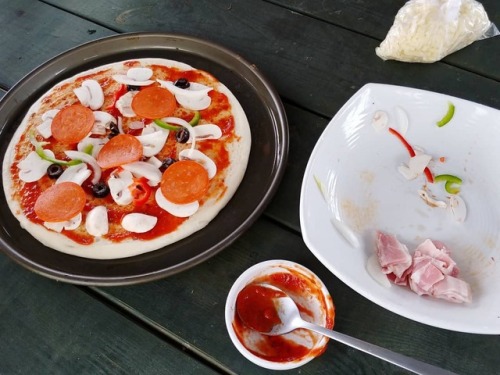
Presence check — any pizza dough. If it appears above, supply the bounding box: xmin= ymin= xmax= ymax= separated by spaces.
xmin=2 ymin=58 xmax=251 ymax=259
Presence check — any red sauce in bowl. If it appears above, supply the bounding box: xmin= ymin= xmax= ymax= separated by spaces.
xmin=232 ymin=268 xmax=335 ymax=363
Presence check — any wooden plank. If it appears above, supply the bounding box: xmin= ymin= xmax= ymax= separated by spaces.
xmin=91 ymin=217 xmax=500 ymax=375
xmin=39 ymin=0 xmax=500 ymax=119
xmin=0 ymin=254 xmax=220 ymax=374
xmin=265 ymin=103 xmax=328 ymax=231
xmin=0 ymin=0 xmax=115 ymax=89
xmin=269 ymin=0 xmax=500 ymax=80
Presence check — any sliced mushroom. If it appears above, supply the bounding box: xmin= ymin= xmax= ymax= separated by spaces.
xmin=188 ymin=124 xmax=222 ymax=142
xmin=55 ymin=164 xmax=91 ymax=186
xmin=44 ymin=213 xmax=82 ymax=233
xmin=36 ymin=109 xmax=60 ymax=139
xmin=85 ymin=206 xmax=109 ymax=237
xmin=112 ymin=67 xmax=154 ymax=86
xmin=18 ymin=150 xmax=54 ymax=182
xmin=135 ymin=126 xmax=169 ymax=157
xmin=116 ymin=91 xmax=137 ymax=117
xmin=74 ymin=80 xmax=105 ymax=110
xmin=155 ymin=188 xmax=199 ymax=217
xmin=122 ymin=161 xmax=162 ymax=186
xmin=127 ymin=67 xmax=153 ymax=81
xmin=121 ymin=213 xmax=157 ymax=233
xmin=157 ymin=79 xmax=212 ymax=110
xmin=179 ymin=149 xmax=217 ymax=179
xmin=108 ymin=169 xmax=134 ymax=205
xmin=92 ymin=111 xmax=116 ymax=135
xmin=418 ymin=190 xmax=447 ymax=208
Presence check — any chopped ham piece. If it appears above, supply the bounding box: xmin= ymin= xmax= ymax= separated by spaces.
xmin=374 ymin=232 xmax=472 ymax=303
xmin=432 ymin=275 xmax=472 ymax=304
xmin=376 ymin=231 xmax=412 ymax=285
xmin=409 ymin=259 xmax=444 ymax=295
xmin=414 ymin=239 xmax=459 ymax=277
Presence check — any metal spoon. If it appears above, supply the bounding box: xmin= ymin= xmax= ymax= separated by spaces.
xmin=242 ymin=284 xmax=457 ymax=375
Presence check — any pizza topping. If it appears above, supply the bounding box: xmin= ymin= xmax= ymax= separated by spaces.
xmin=73 ymin=80 xmax=105 ymax=110
xmin=44 ymin=213 xmax=82 ymax=233
xmin=106 ymin=84 xmax=128 ymax=117
xmin=65 ymin=150 xmax=102 ymax=184
xmin=131 ymin=86 xmax=177 ymax=119
xmin=34 ymin=182 xmax=86 ymax=222
xmin=116 ymin=91 xmax=138 ymax=118
xmin=189 ymin=110 xmax=201 ymax=126
xmin=159 ymin=157 xmax=176 ymax=171
xmin=158 ymin=80 xmax=212 ymax=110
xmin=129 ymin=177 xmax=152 ymax=206
xmin=108 ymin=169 xmax=134 ymax=205
xmin=174 ymin=78 xmax=190 ymax=89
xmin=18 ymin=150 xmax=54 ymax=182
xmin=188 ymin=124 xmax=222 ymax=141
xmin=135 ymin=125 xmax=169 ymax=157
xmin=9 ymin=59 xmax=247 ymax=249
xmin=155 ymin=188 xmax=199 ymax=217
xmin=112 ymin=67 xmax=154 ymax=87
xmin=56 ymin=163 xmax=91 ymax=186
xmin=109 ymin=121 xmax=121 ymax=138
xmin=51 ymin=104 xmax=95 ymax=144
xmin=122 ymin=161 xmax=162 ymax=186
xmin=179 ymin=149 xmax=217 ymax=179
xmin=92 ymin=181 xmax=110 ymax=198
xmin=153 ymin=118 xmax=181 ymax=131
xmin=77 ymin=136 xmax=108 ymax=158
xmin=129 ymin=120 xmax=145 ymax=130
xmin=92 ymin=111 xmax=117 ymax=135
xmin=47 ymin=164 xmax=64 ymax=179
xmin=160 ymin=160 xmax=209 ymax=204
xmin=96 ymin=134 xmax=143 ymax=169
xmin=121 ymin=213 xmax=158 ymax=233
xmin=36 ymin=109 xmax=60 ymax=138
xmin=85 ymin=206 xmax=109 ymax=237
xmin=176 ymin=128 xmax=190 ymax=143
xmin=162 ymin=117 xmax=197 ymax=151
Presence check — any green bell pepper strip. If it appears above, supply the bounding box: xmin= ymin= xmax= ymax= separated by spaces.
xmin=154 ymin=111 xmax=201 ymax=130
xmin=29 ymin=133 xmax=81 ymax=166
xmin=153 ymin=118 xmax=180 ymax=131
xmin=83 ymin=144 xmax=94 ymax=155
xmin=436 ymin=102 xmax=455 ymax=127
xmin=434 ymin=174 xmax=462 ymax=194
xmin=189 ymin=111 xmax=201 ymax=126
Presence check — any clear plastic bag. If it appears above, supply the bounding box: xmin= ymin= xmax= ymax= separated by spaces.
xmin=376 ymin=0 xmax=499 ymax=63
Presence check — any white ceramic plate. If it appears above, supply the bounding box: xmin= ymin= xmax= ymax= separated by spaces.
xmin=300 ymin=83 xmax=500 ymax=334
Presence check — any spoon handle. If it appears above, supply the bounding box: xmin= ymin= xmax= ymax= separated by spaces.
xmin=299 ymin=321 xmax=457 ymax=375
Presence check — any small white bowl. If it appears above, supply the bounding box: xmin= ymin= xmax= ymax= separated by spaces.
xmin=225 ymin=260 xmax=335 ymax=370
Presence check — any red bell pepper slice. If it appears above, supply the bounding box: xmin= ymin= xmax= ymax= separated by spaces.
xmin=106 ymin=84 xmax=128 ymax=118
xmin=129 ymin=177 xmax=152 ymax=206
xmin=388 ymin=127 xmax=434 ymax=183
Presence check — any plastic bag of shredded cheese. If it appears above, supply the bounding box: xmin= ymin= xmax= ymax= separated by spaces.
xmin=375 ymin=0 xmax=499 ymax=63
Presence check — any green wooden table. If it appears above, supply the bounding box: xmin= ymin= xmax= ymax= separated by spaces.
xmin=1 ymin=1 xmax=499 ymax=374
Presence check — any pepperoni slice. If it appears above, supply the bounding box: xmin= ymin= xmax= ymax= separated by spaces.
xmin=96 ymin=134 xmax=143 ymax=169
xmin=131 ymin=86 xmax=176 ymax=119
xmin=34 ymin=182 xmax=86 ymax=222
xmin=160 ymin=160 xmax=209 ymax=204
xmin=51 ymin=104 xmax=95 ymax=144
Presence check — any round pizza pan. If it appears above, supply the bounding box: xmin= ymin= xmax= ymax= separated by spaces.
xmin=0 ymin=33 xmax=288 ymax=285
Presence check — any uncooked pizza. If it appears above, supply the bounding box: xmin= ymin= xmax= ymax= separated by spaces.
xmin=2 ymin=58 xmax=251 ymax=259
